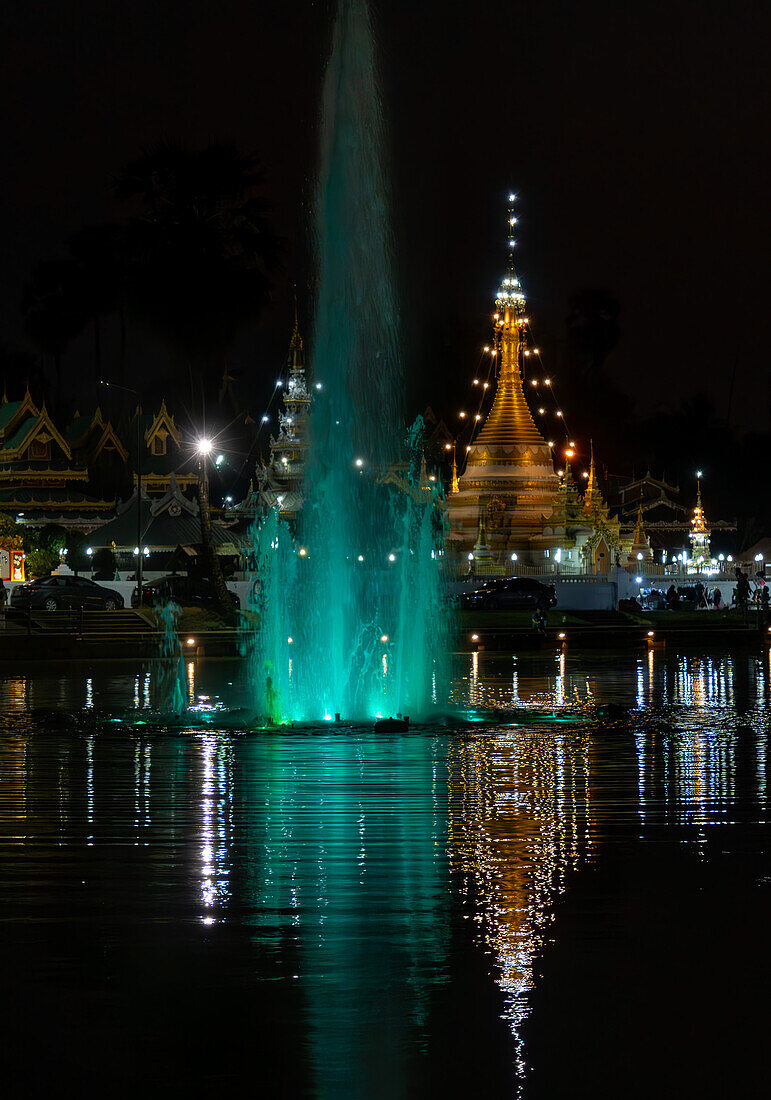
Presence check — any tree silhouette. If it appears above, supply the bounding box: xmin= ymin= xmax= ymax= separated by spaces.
xmin=113 ymin=140 xmax=281 ymax=400
xmin=21 ymin=259 xmax=88 ymax=382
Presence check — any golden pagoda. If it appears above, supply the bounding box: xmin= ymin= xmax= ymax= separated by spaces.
xmin=447 ymin=201 xmax=559 ymax=563
xmin=580 ymin=445 xmax=622 ymax=573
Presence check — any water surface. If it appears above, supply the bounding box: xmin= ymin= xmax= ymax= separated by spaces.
xmin=2 ymin=649 xmax=770 ymax=1098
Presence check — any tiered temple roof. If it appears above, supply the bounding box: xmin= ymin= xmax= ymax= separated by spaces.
xmin=447 ymin=204 xmax=559 ymax=563
xmin=253 ymin=308 xmax=312 ymax=519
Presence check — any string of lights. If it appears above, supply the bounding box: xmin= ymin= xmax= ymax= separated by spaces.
xmin=452 ymin=193 xmax=589 ymax=482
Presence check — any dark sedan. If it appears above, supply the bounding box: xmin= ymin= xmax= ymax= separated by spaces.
xmin=460 ymin=577 xmax=557 ymax=611
xmin=131 ymin=573 xmax=240 ymax=610
xmin=10 ymin=575 xmax=124 ymax=612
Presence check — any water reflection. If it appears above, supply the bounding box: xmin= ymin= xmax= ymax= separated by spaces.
xmin=2 ymin=650 xmax=771 ymax=1095
xmin=448 ymin=727 xmax=592 ymax=1091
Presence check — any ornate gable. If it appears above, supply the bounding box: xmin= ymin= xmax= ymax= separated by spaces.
xmin=144 ymin=399 xmax=181 ymax=454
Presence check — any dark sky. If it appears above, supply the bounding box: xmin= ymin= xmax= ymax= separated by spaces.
xmin=1 ymin=0 xmax=769 ymax=436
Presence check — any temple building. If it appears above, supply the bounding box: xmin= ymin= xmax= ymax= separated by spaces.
xmin=135 ymin=399 xmax=198 ymax=497
xmin=446 ymin=235 xmax=561 ymax=565
xmin=444 ymin=208 xmax=665 ymax=577
xmin=250 ymin=311 xmax=313 ymax=519
xmin=685 ymin=477 xmax=718 ymax=574
xmin=0 ymin=386 xmax=127 ymax=531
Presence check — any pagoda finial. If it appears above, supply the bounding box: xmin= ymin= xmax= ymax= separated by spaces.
xmin=450 ymin=445 xmax=459 ymax=494
xmin=632 ymin=501 xmax=646 ymax=545
xmin=288 ymin=290 xmax=304 ymax=370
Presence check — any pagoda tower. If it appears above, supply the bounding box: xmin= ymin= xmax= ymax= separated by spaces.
xmin=623 ymin=502 xmax=654 ymax=566
xmin=447 ymin=201 xmax=559 ymax=563
xmin=254 ymin=307 xmax=312 ymax=517
xmin=687 ymin=476 xmax=715 ymax=572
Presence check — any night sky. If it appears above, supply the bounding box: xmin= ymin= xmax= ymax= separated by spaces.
xmin=1 ymin=0 xmax=769 ymax=442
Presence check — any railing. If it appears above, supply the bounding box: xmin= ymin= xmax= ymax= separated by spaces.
xmin=442 ymin=561 xmax=743 ymax=586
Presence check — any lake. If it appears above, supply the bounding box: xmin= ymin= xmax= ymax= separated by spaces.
xmin=1 ymin=648 xmax=770 ymax=1097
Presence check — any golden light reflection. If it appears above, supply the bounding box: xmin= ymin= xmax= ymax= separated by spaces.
xmin=448 ymin=727 xmax=593 ymax=1081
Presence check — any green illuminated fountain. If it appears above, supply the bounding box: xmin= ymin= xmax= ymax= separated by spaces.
xmin=248 ymin=0 xmax=449 ymax=722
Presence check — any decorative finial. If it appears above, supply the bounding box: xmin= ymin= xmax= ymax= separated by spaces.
xmin=288 ymin=289 xmax=304 ymax=370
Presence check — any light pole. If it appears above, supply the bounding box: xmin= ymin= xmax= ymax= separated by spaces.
xmin=101 ymin=380 xmax=143 ymax=605
xmin=195 ymin=437 xmax=231 ymax=616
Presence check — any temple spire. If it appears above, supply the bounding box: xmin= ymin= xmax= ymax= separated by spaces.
xmin=473 ymin=197 xmax=548 ymax=449
xmin=450 ymin=447 xmax=459 ymax=494
xmin=288 ymin=289 xmax=304 ymax=371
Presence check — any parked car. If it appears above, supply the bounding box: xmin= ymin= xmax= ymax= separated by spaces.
xmin=460 ymin=577 xmax=557 ymax=611
xmin=10 ymin=575 xmax=124 ymax=612
xmin=131 ymin=573 xmax=240 ymax=610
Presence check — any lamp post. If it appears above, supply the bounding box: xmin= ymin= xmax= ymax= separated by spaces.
xmin=101 ymin=380 xmax=143 ymax=605
xmin=196 ymin=437 xmax=231 ymax=616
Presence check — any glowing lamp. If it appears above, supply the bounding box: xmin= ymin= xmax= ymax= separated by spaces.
xmin=471 ymin=633 xmax=479 ymax=641
xmin=558 ymin=632 xmax=566 ymax=640
xmin=467 ymin=553 xmax=474 ymax=561
xmin=86 ymin=547 xmax=93 ymax=556
xmin=197 ymin=438 xmax=212 ymax=455
xmin=510 ymin=553 xmax=518 ymax=561
xmin=647 ymin=631 xmax=655 ymax=637
xmin=287 ymin=637 xmax=293 ymax=645
xmin=637 ymin=552 xmax=643 ymax=560
xmin=185 ymin=637 xmax=196 ymax=647
xmin=636 ymin=576 xmax=642 ymax=583
xmin=355 ymin=457 xmax=364 ymax=468
xmin=380 ymin=634 xmax=389 ymax=643
xmin=357 ymin=554 xmax=364 ymax=562
xmin=388 ymin=553 xmax=396 ymax=562
xmin=298 ymin=547 xmax=307 ymax=557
